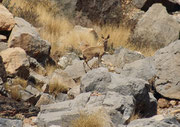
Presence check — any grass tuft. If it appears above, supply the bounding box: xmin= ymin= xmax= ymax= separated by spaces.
xmin=49 ymin=76 xmax=69 ymax=96
xmin=71 ymin=110 xmax=110 ymax=127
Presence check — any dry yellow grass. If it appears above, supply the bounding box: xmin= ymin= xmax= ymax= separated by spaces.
xmin=45 ymin=64 xmax=57 ymax=76
xmin=49 ymin=76 xmax=69 ymax=96
xmin=12 ymin=77 xmax=27 ymax=88
xmin=4 ymin=77 xmax=27 ymax=100
xmin=98 ymin=25 xmax=155 ymax=56
xmin=71 ymin=110 xmax=110 ymax=127
xmin=3 ymin=0 xmax=155 ymax=57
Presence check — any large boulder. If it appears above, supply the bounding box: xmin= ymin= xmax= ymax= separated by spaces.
xmin=8 ymin=17 xmax=51 ymax=64
xmin=0 ymin=47 xmax=29 ymax=79
xmin=118 ymin=57 xmax=156 ymax=81
xmin=131 ymin=3 xmax=180 ymax=49
xmin=76 ymin=0 xmax=123 ymax=24
xmin=0 ymin=56 xmax=6 ymax=82
xmin=0 ymin=4 xmax=15 ymax=31
xmin=153 ymin=40 xmax=180 ymax=100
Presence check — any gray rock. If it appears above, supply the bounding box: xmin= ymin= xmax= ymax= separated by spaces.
xmin=67 ymin=85 xmax=80 ymax=99
xmin=103 ymin=47 xmax=145 ymax=69
xmin=8 ymin=17 xmax=51 ymax=64
xmin=26 ymin=85 xmax=40 ymax=96
xmin=81 ymin=68 xmax=157 ymax=118
xmin=0 ymin=55 xmax=6 ymax=82
xmin=0 ymin=118 xmax=22 ymax=127
xmin=127 ymin=115 xmax=180 ymax=127
xmin=76 ymin=0 xmax=123 ymax=24
xmin=19 ymin=89 xmax=34 ymax=102
xmin=57 ymin=52 xmax=79 ymax=69
xmin=37 ymin=76 xmax=157 ymax=126
xmin=55 ymin=93 xmax=68 ymax=102
xmin=55 ymin=0 xmax=77 ymax=19
xmin=103 ymin=91 xmax=135 ymax=124
xmin=118 ymin=57 xmax=156 ymax=81
xmin=63 ymin=59 xmax=86 ymax=79
xmin=28 ymin=56 xmax=46 ymax=75
xmin=132 ymin=0 xmax=147 ymax=9
xmin=153 ymin=40 xmax=180 ymax=99
xmin=29 ymin=70 xmax=49 ymax=86
xmin=0 ymin=42 xmax=8 ymax=52
xmin=37 ymin=92 xmax=134 ymax=126
xmin=80 ymin=67 xmax=111 ymax=93
xmin=131 ymin=4 xmax=180 ymax=49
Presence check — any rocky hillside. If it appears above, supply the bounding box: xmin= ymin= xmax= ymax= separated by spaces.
xmin=0 ymin=0 xmax=180 ymax=127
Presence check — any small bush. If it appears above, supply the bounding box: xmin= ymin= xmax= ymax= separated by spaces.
xmin=4 ymin=77 xmax=27 ymax=100
xmin=71 ymin=110 xmax=110 ymax=127
xmin=12 ymin=77 xmax=27 ymax=88
xmin=49 ymin=77 xmax=69 ymax=96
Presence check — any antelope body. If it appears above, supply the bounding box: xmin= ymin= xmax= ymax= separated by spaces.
xmin=81 ymin=35 xmax=110 ymax=72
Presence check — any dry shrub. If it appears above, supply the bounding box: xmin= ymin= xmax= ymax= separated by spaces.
xmin=3 ymin=77 xmax=27 ymax=100
xmin=49 ymin=77 xmax=69 ymax=96
xmin=71 ymin=109 xmax=111 ymax=127
xmin=12 ymin=77 xmax=27 ymax=88
xmin=54 ymin=29 xmax=97 ymax=56
xmin=8 ymin=85 xmax=22 ymax=101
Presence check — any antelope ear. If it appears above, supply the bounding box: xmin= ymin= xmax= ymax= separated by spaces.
xmin=107 ymin=34 xmax=110 ymax=39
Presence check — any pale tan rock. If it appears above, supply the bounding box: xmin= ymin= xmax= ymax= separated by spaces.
xmin=0 ymin=47 xmax=29 ymax=78
xmin=0 ymin=4 xmax=15 ymax=31
xmin=170 ymin=100 xmax=178 ymax=106
xmin=0 ymin=35 xmax=7 ymax=41
xmin=158 ymin=98 xmax=170 ymax=108
xmin=35 ymin=93 xmax=55 ymax=107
